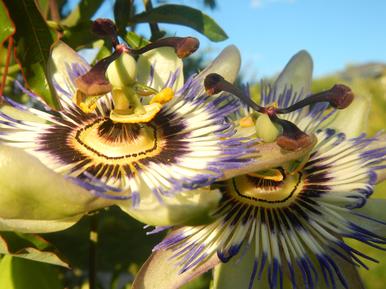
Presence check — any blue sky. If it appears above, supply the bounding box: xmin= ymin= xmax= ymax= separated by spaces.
xmin=93 ymin=0 xmax=386 ymax=80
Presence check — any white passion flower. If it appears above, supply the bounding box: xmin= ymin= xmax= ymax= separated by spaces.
xmin=144 ymin=51 xmax=386 ymax=289
xmin=0 ymin=19 xmax=253 ymax=232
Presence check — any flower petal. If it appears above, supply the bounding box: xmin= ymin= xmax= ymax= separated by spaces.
xmin=352 ymin=198 xmax=386 ymax=238
xmin=212 ymin=243 xmax=364 ymax=289
xmin=132 ymin=239 xmax=220 ymax=289
xmin=212 ymin=247 xmax=268 ymax=289
xmin=47 ymin=41 xmax=90 ymax=101
xmin=274 ymin=50 xmax=313 ymax=100
xmin=0 ymin=216 xmax=82 ymax=234
xmin=137 ymin=47 xmax=184 ymax=91
xmin=198 ymin=45 xmax=241 ymax=83
xmin=363 ymin=133 xmax=386 ymax=183
xmin=0 ymin=105 xmax=46 ymax=124
xmin=220 ymin=134 xmax=317 ymax=180
xmin=322 ymin=93 xmax=370 ymax=137
xmin=120 ymin=188 xmax=222 ymax=226
xmin=0 ymin=144 xmax=114 ymax=232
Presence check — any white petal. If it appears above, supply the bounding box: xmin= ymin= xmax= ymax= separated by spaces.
xmin=274 ymin=50 xmax=313 ymax=99
xmin=47 ymin=41 xmax=90 ymax=100
xmin=0 ymin=144 xmax=114 ymax=232
xmin=198 ymin=45 xmax=241 ymax=84
xmin=352 ymin=198 xmax=386 ymax=237
xmin=120 ymin=188 xmax=221 ymax=226
xmin=212 ymin=246 xmax=268 ymax=289
xmin=137 ymin=47 xmax=184 ymax=91
xmin=322 ymin=93 xmax=370 ymax=137
xmin=0 ymin=216 xmax=82 ymax=233
xmin=132 ymin=237 xmax=220 ymax=289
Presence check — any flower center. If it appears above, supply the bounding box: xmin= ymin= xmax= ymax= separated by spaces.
xmin=225 ymin=170 xmax=303 ymax=208
xmin=73 ymin=19 xmax=200 ymax=126
xmin=69 ymin=118 xmax=163 ymax=163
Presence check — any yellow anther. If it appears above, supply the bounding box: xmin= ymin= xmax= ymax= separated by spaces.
xmin=110 ymin=103 xmax=162 ymax=123
xmin=150 ymin=87 xmax=174 ymax=105
xmin=72 ymin=90 xmax=98 ymax=113
xmin=239 ymin=116 xmax=255 ymax=128
xmin=248 ymin=169 xmax=284 ymax=182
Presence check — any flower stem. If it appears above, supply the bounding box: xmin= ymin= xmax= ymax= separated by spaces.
xmin=0 ymin=37 xmax=13 ymax=103
xmin=88 ymin=214 xmax=99 ymax=289
xmin=48 ymin=0 xmax=60 ymax=21
xmin=143 ymin=0 xmax=161 ymax=41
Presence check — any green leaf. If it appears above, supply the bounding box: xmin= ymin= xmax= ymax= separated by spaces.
xmin=62 ymin=19 xmax=101 ymax=49
xmin=60 ymin=0 xmax=105 ymax=49
xmin=35 ymin=0 xmax=49 ymax=19
xmin=124 ymin=31 xmax=150 ymax=49
xmin=133 ymin=4 xmax=228 ymax=42
xmin=0 ymin=232 xmax=68 ymax=267
xmin=61 ymin=0 xmax=104 ymax=27
xmin=0 ymin=256 xmax=63 ymax=289
xmin=2 ymin=0 xmax=58 ymax=108
xmin=44 ymin=207 xmax=163 ymax=271
xmin=114 ymin=0 xmax=134 ymax=34
xmin=0 ymin=0 xmax=15 ymax=45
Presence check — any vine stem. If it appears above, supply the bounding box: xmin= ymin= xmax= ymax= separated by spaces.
xmin=48 ymin=0 xmax=60 ymax=21
xmin=143 ymin=0 xmax=161 ymax=41
xmin=0 ymin=37 xmax=13 ymax=103
xmin=88 ymin=214 xmax=99 ymax=289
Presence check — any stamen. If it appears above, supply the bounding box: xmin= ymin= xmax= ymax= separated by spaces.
xmin=204 ymin=74 xmax=354 ymax=115
xmin=276 ymin=84 xmax=354 ymax=114
xmin=132 ymin=37 xmax=200 ymax=59
xmin=150 ymin=87 xmax=174 ymax=105
xmin=204 ymin=73 xmax=265 ymax=113
xmin=75 ymin=19 xmax=132 ymax=98
xmin=239 ymin=116 xmax=255 ymax=128
xmin=203 ymin=74 xmax=353 ymax=151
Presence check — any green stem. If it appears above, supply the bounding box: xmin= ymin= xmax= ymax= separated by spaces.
xmin=143 ymin=0 xmax=161 ymax=41
xmin=48 ymin=0 xmax=60 ymax=21
xmin=88 ymin=214 xmax=99 ymax=289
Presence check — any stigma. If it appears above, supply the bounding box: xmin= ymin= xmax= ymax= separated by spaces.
xmin=204 ymin=73 xmax=354 ymax=151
